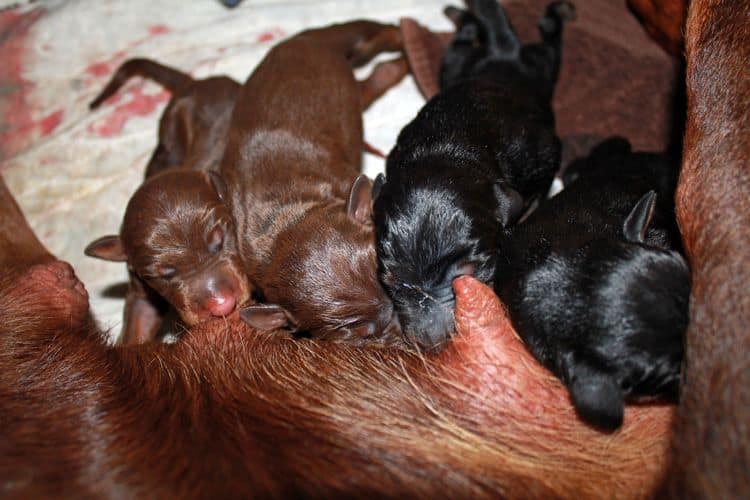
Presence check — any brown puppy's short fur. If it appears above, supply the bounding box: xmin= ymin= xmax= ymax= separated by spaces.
xmin=85 ymin=59 xmax=250 ymax=344
xmin=221 ymin=21 xmax=407 ymax=346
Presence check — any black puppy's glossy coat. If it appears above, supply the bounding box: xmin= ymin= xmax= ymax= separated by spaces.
xmin=495 ymin=137 xmax=690 ymax=430
xmin=373 ymin=0 xmax=574 ymax=350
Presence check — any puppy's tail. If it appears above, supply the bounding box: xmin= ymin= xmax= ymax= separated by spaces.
xmin=89 ymin=58 xmax=193 ymax=109
xmin=467 ymin=0 xmax=521 ymax=57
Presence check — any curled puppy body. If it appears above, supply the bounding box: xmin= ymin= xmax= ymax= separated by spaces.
xmin=221 ymin=21 xmax=407 ymax=346
xmin=495 ymin=137 xmax=689 ymax=430
xmin=86 ymin=59 xmax=250 ymax=344
xmin=89 ymin=58 xmax=241 ymax=177
xmin=373 ymin=0 xmax=574 ymax=350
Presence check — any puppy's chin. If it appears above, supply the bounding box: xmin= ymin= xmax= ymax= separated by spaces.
xmin=399 ymin=300 xmax=457 ymax=352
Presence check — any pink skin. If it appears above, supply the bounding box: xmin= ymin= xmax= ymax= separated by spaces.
xmin=204 ymin=288 xmax=237 ymax=317
xmin=19 ymin=261 xmax=89 ymax=325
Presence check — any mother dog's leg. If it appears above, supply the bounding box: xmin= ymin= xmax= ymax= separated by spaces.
xmin=665 ymin=0 xmax=750 ymax=496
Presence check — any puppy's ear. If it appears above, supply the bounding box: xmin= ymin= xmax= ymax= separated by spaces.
xmin=207 ymin=171 xmax=228 ymax=203
xmin=346 ymin=174 xmax=374 ymax=225
xmin=85 ymin=235 xmax=127 ymax=262
xmin=444 ymin=6 xmax=477 ymax=30
xmin=493 ymin=184 xmax=524 ymax=226
xmin=372 ymin=173 xmax=386 ymax=201
xmin=240 ymin=303 xmax=298 ymax=331
xmin=623 ymin=191 xmax=657 ymax=244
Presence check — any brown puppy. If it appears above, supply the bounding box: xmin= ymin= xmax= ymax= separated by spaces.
xmin=85 ymin=59 xmax=250 ymax=344
xmin=222 ymin=21 xmax=406 ymax=346
xmin=0 ymin=174 xmax=672 ymax=497
xmin=89 ymin=58 xmax=241 ymax=176
xmin=86 ymin=169 xmax=251 ymax=344
xmin=84 ymin=54 xmax=407 ymax=345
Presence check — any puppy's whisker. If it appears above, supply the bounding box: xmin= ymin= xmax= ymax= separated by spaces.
xmin=401 ymin=282 xmax=440 ymax=304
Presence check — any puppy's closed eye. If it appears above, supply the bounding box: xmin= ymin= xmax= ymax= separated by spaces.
xmin=159 ymin=267 xmax=177 ymax=280
xmin=207 ymin=227 xmax=224 ymax=254
xmin=348 ymin=321 xmax=377 ymax=338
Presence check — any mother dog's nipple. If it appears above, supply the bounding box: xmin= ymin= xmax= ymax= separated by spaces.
xmin=207 ymin=294 xmax=237 ymax=317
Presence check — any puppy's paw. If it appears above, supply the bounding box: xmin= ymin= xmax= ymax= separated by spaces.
xmin=22 ymin=261 xmax=89 ymax=324
xmin=549 ymin=1 xmax=577 ymax=22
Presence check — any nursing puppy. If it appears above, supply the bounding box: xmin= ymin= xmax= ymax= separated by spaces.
xmin=373 ymin=0 xmax=574 ymax=350
xmin=85 ymin=59 xmax=250 ymax=344
xmin=494 ymin=137 xmax=689 ymax=430
xmin=221 ymin=21 xmax=406 ymax=346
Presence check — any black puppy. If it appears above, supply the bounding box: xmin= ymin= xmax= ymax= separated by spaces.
xmin=494 ymin=137 xmax=690 ymax=430
xmin=373 ymin=0 xmax=574 ymax=349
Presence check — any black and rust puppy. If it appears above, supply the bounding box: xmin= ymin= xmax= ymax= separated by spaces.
xmin=495 ymin=137 xmax=690 ymax=430
xmin=373 ymin=0 xmax=574 ymax=349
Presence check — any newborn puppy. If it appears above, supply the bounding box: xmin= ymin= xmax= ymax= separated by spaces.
xmin=86 ymin=59 xmax=250 ymax=344
xmin=89 ymin=58 xmax=241 ymax=177
xmin=495 ymin=137 xmax=689 ymax=430
xmin=223 ymin=21 xmax=406 ymax=347
xmin=373 ymin=0 xmax=574 ymax=350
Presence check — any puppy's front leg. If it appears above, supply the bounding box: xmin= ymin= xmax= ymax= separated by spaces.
xmin=119 ymin=274 xmax=167 ymax=345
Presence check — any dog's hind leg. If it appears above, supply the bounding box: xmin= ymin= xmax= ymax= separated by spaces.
xmin=522 ymin=2 xmax=576 ymax=94
xmin=301 ymin=21 xmax=402 ymax=68
xmin=467 ymin=0 xmax=521 ymax=58
xmin=439 ymin=7 xmax=484 ymax=89
xmin=358 ymin=57 xmax=409 ymax=110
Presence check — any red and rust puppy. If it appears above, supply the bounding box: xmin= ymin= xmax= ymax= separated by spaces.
xmin=0 ymin=173 xmax=673 ymax=498
xmin=89 ymin=58 xmax=241 ymax=176
xmin=85 ymin=59 xmax=250 ymax=344
xmin=222 ymin=21 xmax=407 ymax=346
xmin=86 ymin=169 xmax=251 ymax=344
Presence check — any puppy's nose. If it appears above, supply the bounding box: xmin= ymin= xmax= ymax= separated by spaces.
xmin=206 ymin=293 xmax=237 ymax=317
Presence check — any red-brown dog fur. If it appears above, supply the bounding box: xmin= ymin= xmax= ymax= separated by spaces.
xmin=84 ymin=59 xmax=251 ymax=344
xmin=221 ymin=21 xmax=407 ymax=346
xmin=626 ymin=0 xmax=687 ymax=57
xmin=0 ymin=173 xmax=672 ymax=497
xmin=661 ymin=0 xmax=750 ymax=496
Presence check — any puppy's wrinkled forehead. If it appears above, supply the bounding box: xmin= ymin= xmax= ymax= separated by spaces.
xmin=281 ymin=207 xmax=377 ymax=291
xmin=122 ymin=171 xmax=228 ymax=263
xmin=377 ymin=186 xmax=474 ymax=270
xmin=268 ymin=206 xmax=386 ymax=326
